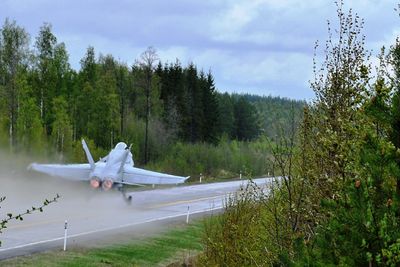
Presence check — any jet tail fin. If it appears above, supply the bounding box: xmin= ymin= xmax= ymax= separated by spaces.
xmin=82 ymin=139 xmax=95 ymax=170
xmin=118 ymin=144 xmax=132 ymax=174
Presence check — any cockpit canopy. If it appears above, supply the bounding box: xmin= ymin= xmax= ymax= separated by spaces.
xmin=106 ymin=142 xmax=134 ymax=166
xmin=115 ymin=142 xmax=127 ymax=150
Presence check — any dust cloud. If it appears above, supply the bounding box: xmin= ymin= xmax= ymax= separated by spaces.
xmin=0 ymin=150 xmax=191 ymax=252
xmin=0 ymin=150 xmax=136 ymax=230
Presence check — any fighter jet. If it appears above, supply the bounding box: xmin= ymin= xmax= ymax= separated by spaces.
xmin=29 ymin=140 xmax=189 ymax=202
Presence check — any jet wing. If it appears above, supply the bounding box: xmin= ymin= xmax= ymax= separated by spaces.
xmin=121 ymin=166 xmax=189 ymax=185
xmin=29 ymin=163 xmax=91 ymax=181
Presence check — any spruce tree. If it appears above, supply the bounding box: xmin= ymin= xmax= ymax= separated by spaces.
xmin=217 ymin=93 xmax=235 ymax=138
xmin=233 ymin=97 xmax=260 ymax=141
xmin=201 ymin=71 xmax=219 ymax=143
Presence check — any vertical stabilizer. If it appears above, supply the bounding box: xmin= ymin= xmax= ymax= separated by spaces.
xmin=118 ymin=144 xmax=132 ymax=174
xmin=82 ymin=139 xmax=95 ymax=170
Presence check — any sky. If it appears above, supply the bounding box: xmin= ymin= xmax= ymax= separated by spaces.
xmin=1 ymin=0 xmax=399 ymax=100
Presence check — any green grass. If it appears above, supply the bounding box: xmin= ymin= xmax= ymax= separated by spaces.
xmin=0 ymin=221 xmax=204 ymax=267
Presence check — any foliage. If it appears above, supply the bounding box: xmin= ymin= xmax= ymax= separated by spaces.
xmin=293 ymin=2 xmax=400 ymax=265
xmin=233 ymin=97 xmax=260 ymax=141
xmin=51 ymin=96 xmax=72 ymax=160
xmin=0 ymin=18 xmax=30 ymax=150
xmin=201 ymin=1 xmax=400 ymax=266
xmin=134 ymin=46 xmax=160 ymax=163
xmin=0 ymin=194 xmax=60 ymax=247
xmin=16 ymin=70 xmax=44 ymax=154
xmin=200 ymin=181 xmax=269 ymax=266
xmin=200 ymin=105 xmax=304 ymax=266
xmin=240 ymin=93 xmax=305 ymax=139
xmin=146 ymin=137 xmax=272 ymax=179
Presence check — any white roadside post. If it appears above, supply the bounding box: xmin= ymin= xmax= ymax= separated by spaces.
xmin=63 ymin=220 xmax=68 ymax=251
xmin=186 ymin=206 xmax=190 ymax=224
xmin=199 ymin=173 xmax=202 ymax=183
xmin=239 ymin=170 xmax=242 ymax=180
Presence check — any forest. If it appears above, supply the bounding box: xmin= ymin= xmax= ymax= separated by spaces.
xmin=5 ymin=1 xmax=400 ymax=266
xmin=0 ymin=18 xmax=304 ymax=180
xmin=200 ymin=2 xmax=400 ymax=266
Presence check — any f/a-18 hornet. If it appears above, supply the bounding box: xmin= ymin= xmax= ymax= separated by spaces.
xmin=29 ymin=140 xmax=189 ymax=202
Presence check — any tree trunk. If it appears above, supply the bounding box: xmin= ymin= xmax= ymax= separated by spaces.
xmin=144 ymin=76 xmax=150 ymax=164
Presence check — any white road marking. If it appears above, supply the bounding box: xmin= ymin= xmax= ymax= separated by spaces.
xmin=0 ymin=206 xmax=223 ymax=253
xmin=0 ymin=178 xmax=272 ymax=255
xmin=148 ymin=194 xmax=225 ymax=208
xmin=5 ymin=195 xmax=225 ymax=230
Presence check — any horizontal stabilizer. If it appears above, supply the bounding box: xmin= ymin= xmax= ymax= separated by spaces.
xmin=122 ymin=166 xmax=189 ymax=185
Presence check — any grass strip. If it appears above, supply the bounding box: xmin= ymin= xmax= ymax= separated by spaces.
xmin=0 ymin=221 xmax=204 ymax=267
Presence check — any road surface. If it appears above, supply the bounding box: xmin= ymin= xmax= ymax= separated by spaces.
xmin=0 ymin=177 xmax=271 ymax=259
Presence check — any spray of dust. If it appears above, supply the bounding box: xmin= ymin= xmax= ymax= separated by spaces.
xmin=0 ymin=150 xmax=138 ymax=229
xmin=0 ymin=150 xmax=184 ymax=251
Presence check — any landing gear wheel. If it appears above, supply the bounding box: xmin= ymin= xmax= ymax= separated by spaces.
xmin=119 ymin=186 xmax=132 ymax=205
xmin=123 ymin=194 xmax=133 ymax=205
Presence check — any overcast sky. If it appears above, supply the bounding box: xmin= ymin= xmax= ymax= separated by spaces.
xmin=1 ymin=0 xmax=399 ymax=100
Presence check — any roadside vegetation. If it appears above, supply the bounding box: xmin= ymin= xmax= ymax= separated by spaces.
xmin=200 ymin=1 xmax=400 ymax=266
xmin=0 ymin=221 xmax=203 ymax=267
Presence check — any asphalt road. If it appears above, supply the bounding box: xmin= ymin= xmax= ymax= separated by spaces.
xmin=0 ymin=177 xmax=272 ymax=259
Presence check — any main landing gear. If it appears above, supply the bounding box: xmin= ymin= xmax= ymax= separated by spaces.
xmin=118 ymin=185 xmax=132 ymax=204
